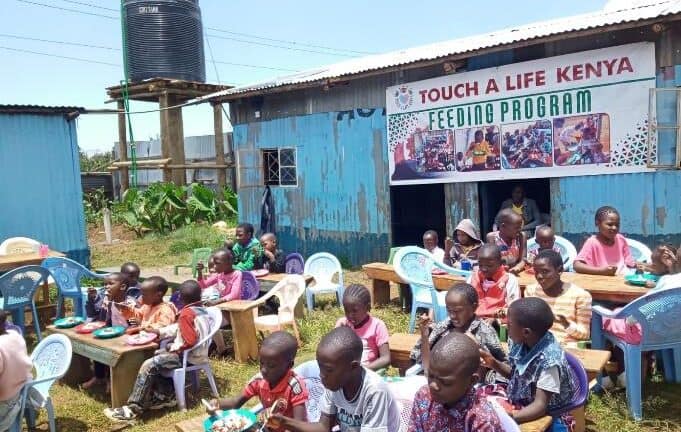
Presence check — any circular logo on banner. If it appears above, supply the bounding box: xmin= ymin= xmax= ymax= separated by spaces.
xmin=394 ymin=85 xmax=413 ymax=111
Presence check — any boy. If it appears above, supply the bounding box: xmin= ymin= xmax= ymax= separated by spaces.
xmin=480 ymin=297 xmax=577 ymax=428
xmin=121 ymin=262 xmax=142 ymax=298
xmin=255 ymin=232 xmax=286 ymax=273
xmin=526 ymin=225 xmax=562 ymax=267
xmin=465 ymin=130 xmax=492 ymax=170
xmin=232 ymin=222 xmax=264 ymax=271
xmin=270 ymin=327 xmax=401 ymax=431
xmin=125 ymin=276 xmax=177 ymax=334
xmin=408 ymin=332 xmax=504 ymax=431
xmin=467 ymin=244 xmax=520 ymax=321
xmin=423 ymin=230 xmax=445 ymax=263
xmin=207 ymin=332 xmax=308 ymax=430
xmin=104 ymin=280 xmax=212 ymax=421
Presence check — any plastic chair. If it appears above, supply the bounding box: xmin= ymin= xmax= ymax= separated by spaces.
xmin=625 ymin=238 xmax=652 ymax=263
xmin=245 ymin=275 xmax=306 ymax=344
xmin=591 ymin=287 xmax=681 ymax=420
xmin=9 ymin=333 xmax=73 ymax=432
xmin=526 ymin=235 xmax=577 ymax=271
xmin=241 ymin=271 xmax=260 ymax=300
xmin=285 ymin=253 xmax=305 ymax=275
xmin=165 ymin=306 xmax=221 ymax=411
xmin=387 ymin=247 xmax=402 ymax=265
xmin=0 ymin=237 xmax=40 ymax=254
xmin=174 ymin=247 xmax=212 ymax=278
xmin=0 ymin=265 xmax=50 ymax=340
xmin=41 ymin=257 xmax=109 ymax=319
xmin=303 ymin=253 xmax=344 ymax=311
xmin=393 ymin=247 xmax=446 ymax=333
xmin=548 ymin=352 xmax=588 ymax=417
xmin=395 ymin=397 xmax=414 ymax=432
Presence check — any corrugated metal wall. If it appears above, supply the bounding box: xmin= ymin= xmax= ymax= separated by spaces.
xmin=232 ymin=109 xmax=390 ymax=265
xmin=0 ymin=113 xmax=89 ymax=265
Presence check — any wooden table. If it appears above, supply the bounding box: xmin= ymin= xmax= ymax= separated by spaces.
xmin=520 ymin=416 xmax=553 ymax=432
xmin=363 ymin=262 xmax=648 ymax=305
xmin=47 ymin=325 xmax=158 ymax=408
xmin=0 ymin=250 xmax=64 ymax=272
xmin=218 ymin=300 xmax=259 ymax=363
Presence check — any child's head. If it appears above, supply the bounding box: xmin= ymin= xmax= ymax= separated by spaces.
xmin=342 ymin=284 xmax=372 ymax=327
xmin=179 ymin=279 xmax=202 ymax=305
xmin=474 ymin=130 xmax=483 ymax=142
xmin=212 ymin=248 xmax=234 ymax=274
xmin=260 ymin=233 xmax=278 ymax=253
xmin=533 ymin=249 xmax=564 ymax=291
xmin=498 ymin=209 xmax=523 ymax=239
xmin=456 ymin=152 xmax=464 ymax=161
xmin=507 ymin=297 xmax=554 ymax=347
xmin=104 ymin=272 xmax=129 ymax=299
xmin=422 ymin=230 xmax=439 ymax=251
xmin=427 ymin=332 xmax=481 ymax=406
xmin=535 ymin=225 xmax=556 ymax=251
xmin=0 ymin=310 xmax=7 ymax=335
xmin=454 ymin=219 xmax=479 ymax=247
xmin=650 ymin=244 xmax=677 ymax=275
xmin=477 ymin=244 xmax=503 ymax=279
xmin=594 ymin=206 xmax=621 ymax=241
xmin=235 ymin=223 xmax=255 ymax=246
xmin=259 ymin=331 xmax=298 ymax=387
xmin=120 ymin=262 xmax=141 ymax=287
xmin=140 ymin=276 xmax=169 ymax=306
xmin=445 ymin=283 xmax=478 ymax=329
xmin=316 ymin=326 xmax=363 ymax=391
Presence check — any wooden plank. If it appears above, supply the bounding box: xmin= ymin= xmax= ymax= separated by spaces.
xmin=166 ymin=163 xmax=234 ymax=169
xmin=111 ymin=158 xmax=172 ymax=168
xmin=0 ymin=250 xmax=65 ymax=272
xmin=219 ymin=301 xmax=259 ymax=362
xmin=175 ymin=415 xmax=206 ymax=432
xmin=519 ymin=416 xmax=553 ymax=432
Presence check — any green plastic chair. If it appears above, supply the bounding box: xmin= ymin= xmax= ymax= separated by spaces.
xmin=174 ymin=247 xmax=213 ymax=278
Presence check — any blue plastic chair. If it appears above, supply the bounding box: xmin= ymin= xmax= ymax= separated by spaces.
xmin=591 ymin=286 xmax=681 ymax=420
xmin=9 ymin=333 xmax=72 ymax=432
xmin=41 ymin=257 xmax=109 ymax=319
xmin=625 ymin=238 xmax=652 ymax=263
xmin=285 ymin=253 xmax=305 ymax=275
xmin=527 ymin=234 xmax=577 ymax=271
xmin=0 ymin=265 xmax=50 ymax=340
xmin=303 ymin=253 xmax=344 ymax=311
xmin=241 ymin=271 xmax=260 ymax=300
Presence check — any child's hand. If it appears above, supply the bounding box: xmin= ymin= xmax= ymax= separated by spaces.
xmin=203 ymin=398 xmax=220 ymax=416
xmin=196 ymin=262 xmax=205 ymax=272
xmin=645 ymin=280 xmax=657 ymax=289
xmin=263 ymin=249 xmax=275 ymax=260
xmin=417 ymin=314 xmax=432 ymax=336
xmin=554 ymin=314 xmax=569 ymax=328
xmin=479 ymin=348 xmax=496 ymax=369
xmin=444 ymin=237 xmax=454 ymax=252
xmin=604 ymin=265 xmax=618 ymax=276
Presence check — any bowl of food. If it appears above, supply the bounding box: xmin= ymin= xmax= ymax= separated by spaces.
xmin=625 ymin=273 xmax=659 ymax=286
xmin=125 ymin=331 xmax=158 ymax=346
xmin=93 ymin=326 xmax=126 ymax=339
xmin=74 ymin=321 xmax=107 ymax=334
xmin=204 ymin=409 xmax=257 ymax=432
xmin=54 ymin=316 xmax=85 ymax=329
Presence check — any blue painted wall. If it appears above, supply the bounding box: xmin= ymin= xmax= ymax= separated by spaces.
xmin=233 ymin=109 xmax=390 ymax=265
xmin=0 ymin=113 xmax=89 ymax=265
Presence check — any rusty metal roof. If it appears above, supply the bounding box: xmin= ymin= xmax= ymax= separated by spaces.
xmin=0 ymin=105 xmax=85 ymax=115
xmin=204 ymin=1 xmax=681 ymax=100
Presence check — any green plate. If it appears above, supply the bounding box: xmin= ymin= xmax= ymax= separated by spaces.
xmin=625 ymin=273 xmax=659 ymax=286
xmin=92 ymin=326 xmax=126 ymax=339
xmin=54 ymin=316 xmax=85 ymax=328
xmin=204 ymin=409 xmax=257 ymax=432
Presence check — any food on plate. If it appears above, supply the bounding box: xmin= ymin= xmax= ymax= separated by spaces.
xmin=209 ymin=414 xmax=251 ymax=432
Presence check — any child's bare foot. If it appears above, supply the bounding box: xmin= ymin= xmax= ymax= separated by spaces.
xmin=81 ymin=377 xmax=100 ymax=390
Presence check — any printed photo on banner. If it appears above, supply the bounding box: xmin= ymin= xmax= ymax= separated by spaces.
xmin=500 ymin=120 xmax=553 ymax=169
xmin=413 ymin=129 xmax=455 ymax=173
xmin=456 ymin=126 xmax=501 ymax=172
xmin=553 ymin=113 xmax=610 ymax=166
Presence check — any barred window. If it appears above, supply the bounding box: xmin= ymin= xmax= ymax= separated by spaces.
xmin=263 ymin=148 xmax=297 ymax=186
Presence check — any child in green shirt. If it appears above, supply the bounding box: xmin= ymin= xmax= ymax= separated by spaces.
xmin=231 ymin=222 xmax=263 ymax=271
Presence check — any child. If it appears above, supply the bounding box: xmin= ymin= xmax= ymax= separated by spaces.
xmin=408 ymin=332 xmax=504 ymax=432
xmin=467 ymin=244 xmax=520 ymax=321
xmin=121 ymin=262 xmax=142 ymax=299
xmin=335 ymin=284 xmax=391 ymax=371
xmin=466 ymin=130 xmax=492 ymax=170
xmin=573 ymin=206 xmax=636 ymax=276
xmin=255 ymin=232 xmax=286 ymax=273
xmin=480 ymin=298 xmax=578 ymax=430
xmin=0 ymin=310 xmax=32 ymax=432
xmin=125 ymin=276 xmax=177 ymax=335
xmin=207 ymin=332 xmax=309 ymax=430
xmin=637 ymin=244 xmax=673 ymax=288
xmin=104 ymin=280 xmax=213 ymax=421
xmin=270 ymin=327 xmax=401 ymax=431
xmin=411 ymin=283 xmax=506 ymax=376
xmin=525 ymin=250 xmax=592 ymax=344
xmin=444 ymin=219 xmax=483 ymax=268
xmin=196 ymin=248 xmax=243 ymax=306
xmin=423 ymin=230 xmax=445 ymax=263
xmin=232 ymin=222 xmax=264 ymax=271
xmin=487 ymin=209 xmax=527 ymax=275
xmin=526 ymin=225 xmax=562 ymax=268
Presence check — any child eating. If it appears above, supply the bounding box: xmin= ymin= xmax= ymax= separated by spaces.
xmin=411 ymin=283 xmax=506 ymax=377
xmin=232 ymin=222 xmax=264 ymax=271
xmin=526 ymin=225 xmax=562 ymax=268
xmin=125 ymin=276 xmax=177 ymax=335
xmin=270 ymin=326 xmax=401 ymax=431
xmin=207 ymin=332 xmax=308 ymax=430
xmin=196 ymin=248 xmax=242 ymax=306
xmin=574 ymin=206 xmax=636 ymax=276
xmin=467 ymin=244 xmax=520 ymax=322
xmin=487 ymin=209 xmax=527 ymax=275
xmin=423 ymin=230 xmax=445 ymax=263
xmin=255 ymin=232 xmax=286 ymax=273
xmin=335 ymin=284 xmax=391 ymax=372
xmin=480 ymin=297 xmax=578 ymax=430
xmin=408 ymin=332 xmax=504 ymax=431
xmin=443 ymin=219 xmax=483 ymax=269
xmin=120 ymin=262 xmax=142 ymax=298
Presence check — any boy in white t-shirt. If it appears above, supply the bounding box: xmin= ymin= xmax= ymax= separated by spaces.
xmin=270 ymin=326 xmax=401 ymax=432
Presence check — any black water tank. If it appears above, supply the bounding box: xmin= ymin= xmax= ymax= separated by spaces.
xmin=123 ymin=0 xmax=206 ymax=83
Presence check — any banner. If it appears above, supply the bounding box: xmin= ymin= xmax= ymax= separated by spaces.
xmin=387 ymin=42 xmax=656 ymax=185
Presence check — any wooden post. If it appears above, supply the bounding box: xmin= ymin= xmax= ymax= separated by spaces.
xmin=213 ymin=103 xmax=227 ymax=189
xmin=117 ymin=100 xmax=129 ymax=193
xmin=160 ymin=93 xmax=187 ymax=185
xmin=103 ymin=208 xmax=113 ymax=244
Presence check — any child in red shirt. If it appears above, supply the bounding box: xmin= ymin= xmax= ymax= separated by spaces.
xmin=467 ymin=244 xmax=520 ymax=320
xmin=208 ymin=331 xmax=308 ymax=430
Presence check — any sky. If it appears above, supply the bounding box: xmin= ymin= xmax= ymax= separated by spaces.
xmin=2 ymin=0 xmax=609 ymax=153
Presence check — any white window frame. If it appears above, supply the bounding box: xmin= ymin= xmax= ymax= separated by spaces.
xmin=262 ymin=147 xmax=298 ymax=187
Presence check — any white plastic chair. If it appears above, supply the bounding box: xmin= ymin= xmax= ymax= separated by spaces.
xmin=303 ymin=253 xmax=344 ymax=310
xmin=10 ymin=334 xmax=73 ymax=432
xmin=0 ymin=237 xmax=40 ymax=255
xmin=625 ymin=238 xmax=652 ymax=263
xmin=165 ymin=306 xmax=221 ymax=411
xmin=527 ymin=234 xmax=577 ymax=271
xmin=247 ymin=275 xmax=306 ymax=344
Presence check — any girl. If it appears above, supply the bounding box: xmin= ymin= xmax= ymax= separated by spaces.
xmin=487 ymin=209 xmax=527 ymax=275
xmin=335 ymin=284 xmax=391 ymax=371
xmin=573 ymin=206 xmax=636 ymax=276
xmin=444 ymin=219 xmax=484 ymax=268
xmin=0 ymin=310 xmax=32 ymax=432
